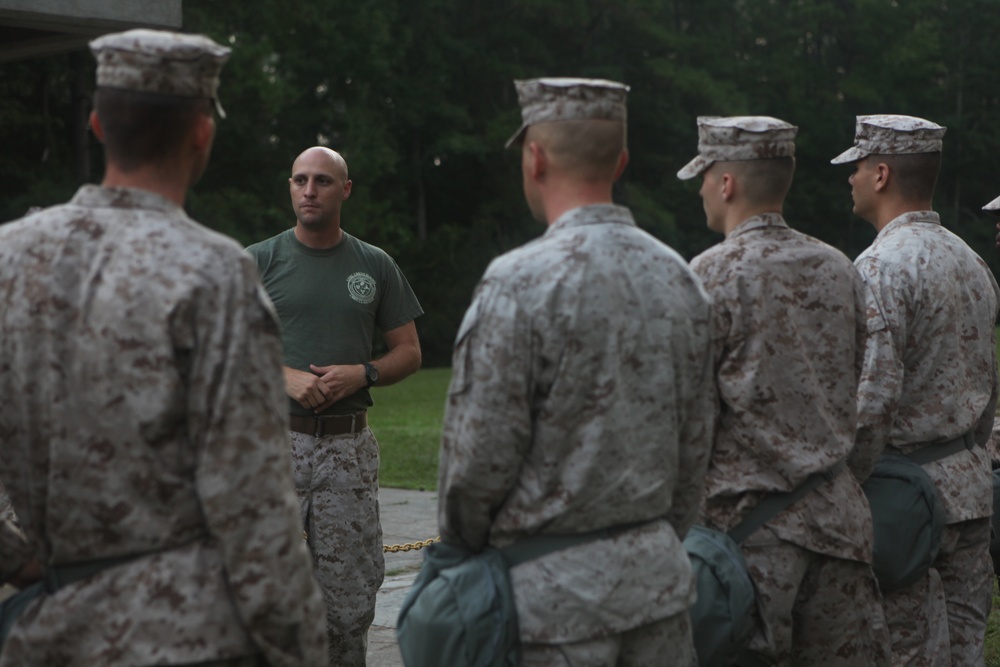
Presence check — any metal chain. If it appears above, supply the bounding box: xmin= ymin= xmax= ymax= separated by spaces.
xmin=304 ymin=530 xmax=440 ymax=553
xmin=383 ymin=536 xmax=440 ymax=553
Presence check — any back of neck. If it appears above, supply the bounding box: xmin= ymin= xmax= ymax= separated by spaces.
xmin=543 ymin=181 xmax=616 ymax=226
xmin=102 ymin=163 xmax=188 ymax=207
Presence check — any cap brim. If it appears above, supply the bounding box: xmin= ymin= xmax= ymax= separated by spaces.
xmin=830 ymin=146 xmax=866 ymax=165
xmin=982 ymin=194 xmax=1000 ymax=213
xmin=504 ymin=124 xmax=527 ymax=150
xmin=677 ymin=155 xmax=712 ymax=180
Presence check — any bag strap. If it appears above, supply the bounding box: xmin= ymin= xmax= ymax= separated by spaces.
xmin=41 ymin=553 xmax=145 ymax=594
xmin=0 ymin=552 xmax=144 ymax=650
xmin=502 ymin=517 xmax=659 ymax=568
xmin=728 ymin=461 xmax=846 ymax=545
xmin=906 ymin=431 xmax=975 ymax=466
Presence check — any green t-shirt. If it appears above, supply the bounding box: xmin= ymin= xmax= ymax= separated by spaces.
xmin=246 ymin=228 xmax=423 ymax=416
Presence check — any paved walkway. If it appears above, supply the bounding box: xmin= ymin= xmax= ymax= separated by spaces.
xmin=367 ymin=487 xmax=439 ymax=667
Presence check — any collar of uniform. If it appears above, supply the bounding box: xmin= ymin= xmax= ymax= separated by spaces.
xmin=877 ymin=210 xmax=940 ymax=238
xmin=285 ymin=227 xmax=352 ymax=257
xmin=546 ymin=203 xmax=636 ymax=234
xmin=727 ymin=212 xmax=788 ymax=240
xmin=69 ymin=184 xmax=183 ymax=214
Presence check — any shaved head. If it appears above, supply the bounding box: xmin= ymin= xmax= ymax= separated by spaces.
xmin=719 ymin=157 xmax=796 ymax=207
xmin=289 ymin=146 xmax=353 ymax=233
xmin=292 ymin=146 xmax=349 ymax=180
xmin=874 ymin=152 xmax=941 ymax=201
xmin=525 ymin=119 xmax=626 ymax=182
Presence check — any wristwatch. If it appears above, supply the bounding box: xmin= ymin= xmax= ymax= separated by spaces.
xmin=364 ymin=362 xmax=379 ymax=387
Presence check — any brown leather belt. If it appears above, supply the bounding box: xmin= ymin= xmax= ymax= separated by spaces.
xmin=289 ymin=412 xmax=368 ymax=438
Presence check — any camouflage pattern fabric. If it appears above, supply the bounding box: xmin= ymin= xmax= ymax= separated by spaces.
xmin=438 ymin=203 xmax=716 ymax=644
xmin=853 ymin=210 xmax=999 ymax=663
xmin=290 ymin=428 xmax=383 ymax=666
xmin=881 ymin=566 xmax=949 ymax=667
xmin=740 ymin=528 xmax=889 ymax=667
xmin=830 ymin=114 xmax=946 ymax=165
xmin=677 ymin=116 xmax=797 ymax=180
xmin=519 ymin=611 xmax=696 ymax=667
xmin=0 ymin=484 xmax=29 ymax=582
xmin=853 ymin=211 xmax=999 ymax=499
xmin=189 ymin=659 xmax=266 ymax=667
xmin=690 ymin=214 xmax=875 ymax=563
xmin=883 ymin=518 xmax=993 ymax=666
xmin=0 ymin=185 xmax=326 ymax=666
xmin=937 ymin=519 xmax=993 ymax=665
xmin=690 ymin=213 xmax=889 ymax=663
xmin=505 ymin=77 xmax=629 ymax=147
xmin=90 ymin=29 xmax=230 ymax=102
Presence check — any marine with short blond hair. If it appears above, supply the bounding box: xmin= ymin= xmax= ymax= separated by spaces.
xmin=438 ymin=78 xmax=717 ymax=665
xmin=0 ymin=29 xmax=326 ymax=667
xmin=680 ymin=115 xmax=889 ymax=666
xmin=832 ymin=114 xmax=999 ymax=665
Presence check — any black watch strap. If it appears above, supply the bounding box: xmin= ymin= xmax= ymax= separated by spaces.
xmin=364 ymin=362 xmax=379 ymax=387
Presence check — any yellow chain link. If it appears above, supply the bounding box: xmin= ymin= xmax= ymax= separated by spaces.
xmin=383 ymin=536 xmax=440 ymax=553
xmin=304 ymin=530 xmax=440 ymax=553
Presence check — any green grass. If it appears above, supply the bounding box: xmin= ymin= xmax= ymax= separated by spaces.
xmin=370 ymin=367 xmax=450 ymax=490
xmin=988 ymin=581 xmax=1000 ymax=666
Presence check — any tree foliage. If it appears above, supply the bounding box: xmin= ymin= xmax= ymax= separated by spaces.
xmin=3 ymin=0 xmax=1000 ymax=364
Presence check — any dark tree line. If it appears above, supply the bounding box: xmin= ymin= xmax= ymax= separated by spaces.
xmin=3 ymin=0 xmax=1000 ymax=365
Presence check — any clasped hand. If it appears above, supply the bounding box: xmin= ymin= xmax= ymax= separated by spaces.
xmin=284 ymin=364 xmax=365 ymax=413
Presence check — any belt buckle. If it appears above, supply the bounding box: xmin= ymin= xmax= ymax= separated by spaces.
xmin=313 ymin=414 xmax=354 ymax=437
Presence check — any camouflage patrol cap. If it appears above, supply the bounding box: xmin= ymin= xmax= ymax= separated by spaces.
xmin=676 ymin=116 xmax=797 ymax=180
xmin=90 ymin=29 xmax=232 ymax=118
xmin=830 ymin=114 xmax=945 ymax=165
xmin=983 ymin=195 xmax=1000 ymax=214
xmin=505 ymin=77 xmax=629 ymax=149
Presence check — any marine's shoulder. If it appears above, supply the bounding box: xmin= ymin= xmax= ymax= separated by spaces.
xmin=786 ymin=228 xmax=857 ymax=266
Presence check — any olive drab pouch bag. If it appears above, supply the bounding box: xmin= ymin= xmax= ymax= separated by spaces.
xmin=396 ymin=526 xmax=648 ymax=667
xmin=396 ymin=541 xmax=519 ymax=667
xmin=862 ymin=453 xmax=945 ymax=593
xmin=683 ymin=525 xmax=756 ymax=667
xmin=685 ymin=462 xmax=845 ymax=667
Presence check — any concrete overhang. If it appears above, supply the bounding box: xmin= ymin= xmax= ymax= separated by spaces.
xmin=0 ymin=0 xmax=182 ymax=63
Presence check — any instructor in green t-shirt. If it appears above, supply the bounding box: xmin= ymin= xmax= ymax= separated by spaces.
xmin=247 ymin=146 xmax=423 ymax=667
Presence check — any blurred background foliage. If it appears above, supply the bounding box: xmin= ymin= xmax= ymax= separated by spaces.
xmin=3 ymin=0 xmax=999 ymax=365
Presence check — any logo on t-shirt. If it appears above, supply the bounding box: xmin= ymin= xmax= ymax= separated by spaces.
xmin=347 ymin=272 xmax=377 ymax=304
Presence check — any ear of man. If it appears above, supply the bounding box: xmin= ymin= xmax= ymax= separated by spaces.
xmin=707 ymin=164 xmax=738 ymax=204
xmin=89 ymin=110 xmax=105 ymax=144
xmin=871 ymin=160 xmax=891 ymax=193
xmin=191 ymin=112 xmax=215 ymax=153
xmin=874 ymin=153 xmax=940 ymax=201
xmin=612 ymin=149 xmax=630 ymax=182
xmin=526 ymin=139 xmax=549 ymax=182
